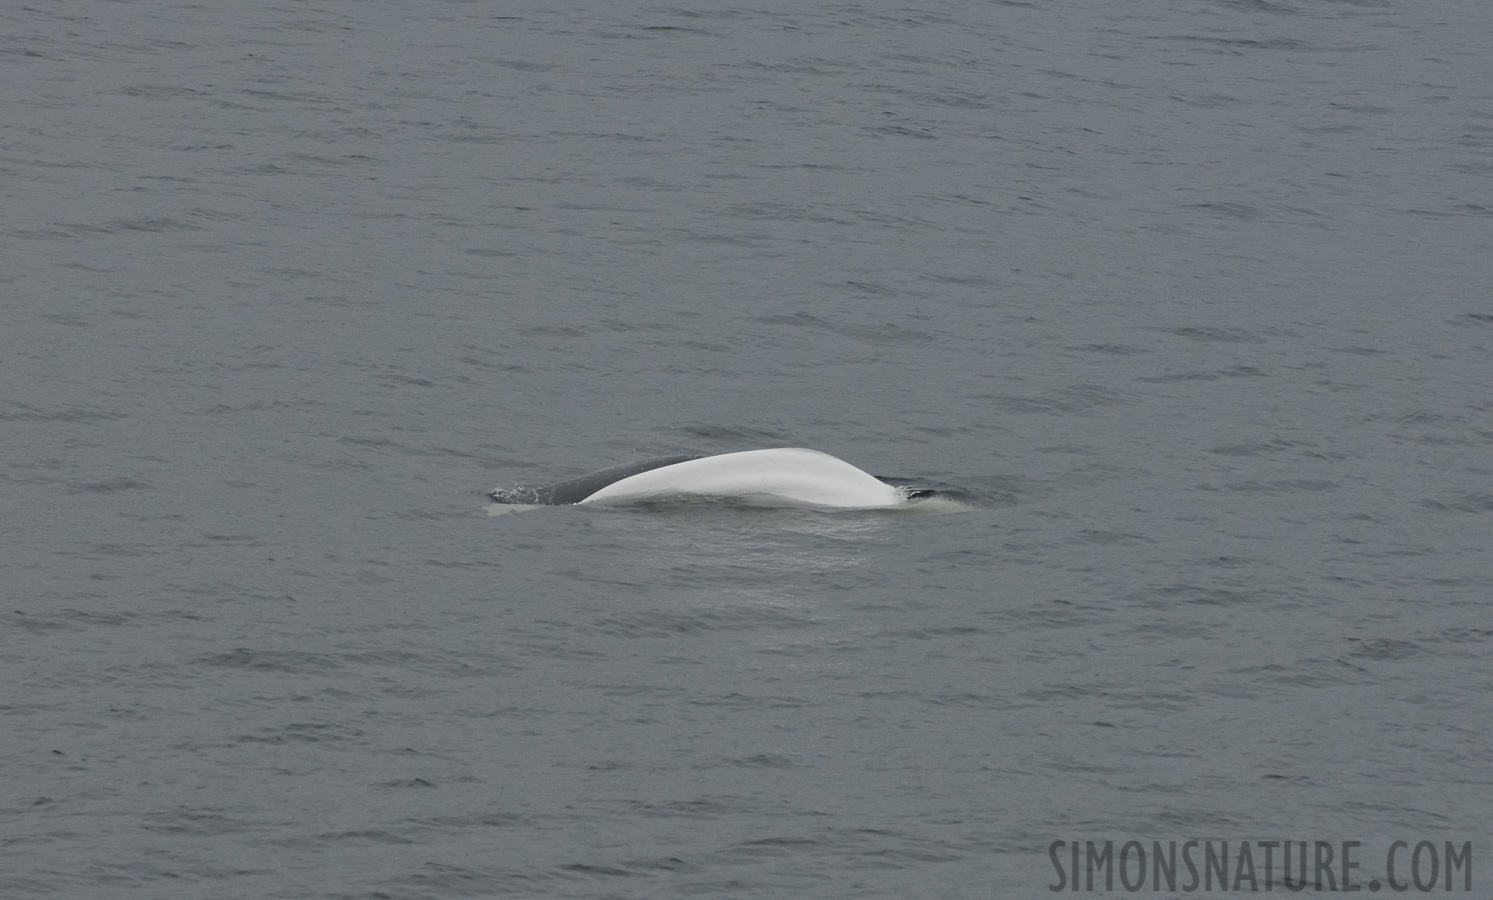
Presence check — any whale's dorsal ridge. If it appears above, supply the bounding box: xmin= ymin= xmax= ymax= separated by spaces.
xmin=489 ymin=447 xmax=908 ymax=509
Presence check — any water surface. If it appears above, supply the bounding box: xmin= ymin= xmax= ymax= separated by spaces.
xmin=3 ymin=1 xmax=1490 ymax=896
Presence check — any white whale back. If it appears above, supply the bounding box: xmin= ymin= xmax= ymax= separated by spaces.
xmin=577 ymin=448 xmax=906 ymax=509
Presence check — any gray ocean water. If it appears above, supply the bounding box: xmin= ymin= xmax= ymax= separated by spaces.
xmin=3 ymin=1 xmax=1490 ymax=896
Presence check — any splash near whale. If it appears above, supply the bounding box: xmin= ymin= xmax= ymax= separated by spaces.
xmin=487 ymin=448 xmax=949 ymax=511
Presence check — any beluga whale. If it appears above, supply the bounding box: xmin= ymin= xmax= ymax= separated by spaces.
xmin=487 ymin=448 xmax=941 ymax=511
